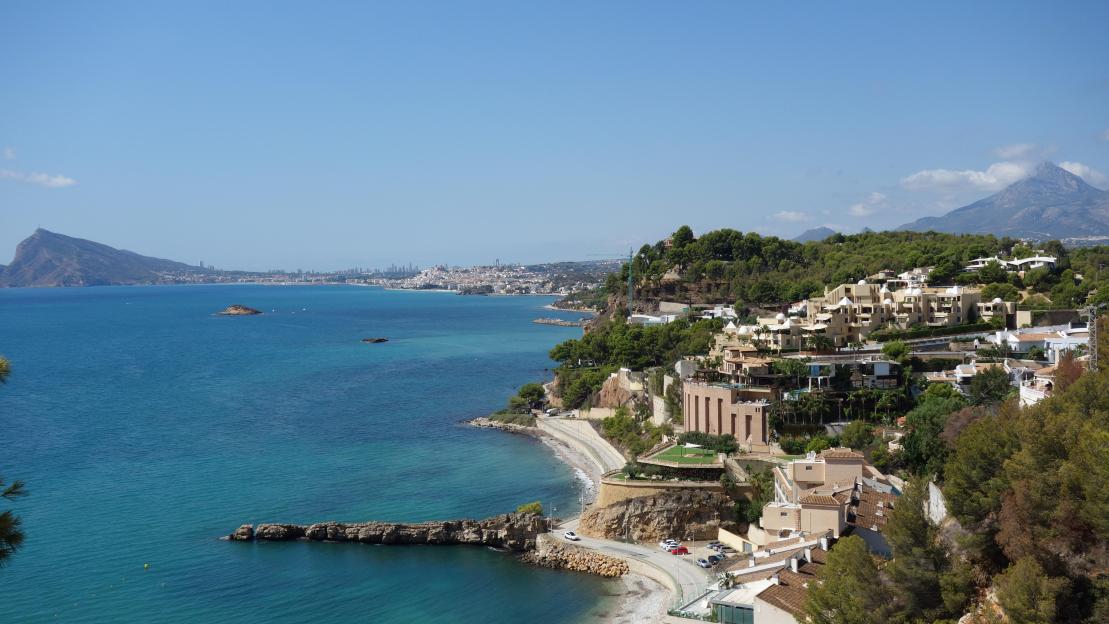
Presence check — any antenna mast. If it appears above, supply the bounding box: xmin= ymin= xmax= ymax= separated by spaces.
xmin=1088 ymin=305 xmax=1099 ymax=372
xmin=626 ymin=248 xmax=634 ymax=316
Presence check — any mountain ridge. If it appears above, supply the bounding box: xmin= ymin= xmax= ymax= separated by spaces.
xmin=792 ymin=226 xmax=838 ymax=243
xmin=898 ymin=162 xmax=1109 ymax=239
xmin=0 ymin=229 xmax=198 ymax=287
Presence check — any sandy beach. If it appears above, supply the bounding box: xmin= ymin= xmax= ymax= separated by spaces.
xmin=468 ymin=415 xmax=677 ymax=624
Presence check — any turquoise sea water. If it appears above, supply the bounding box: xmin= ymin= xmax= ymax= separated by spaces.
xmin=0 ymin=285 xmax=616 ymax=623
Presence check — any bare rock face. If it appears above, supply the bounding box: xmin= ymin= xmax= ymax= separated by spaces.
xmin=578 ymin=490 xmax=737 ymax=542
xmin=595 ymin=374 xmax=632 ymax=408
xmin=227 ymin=513 xmax=546 ymax=551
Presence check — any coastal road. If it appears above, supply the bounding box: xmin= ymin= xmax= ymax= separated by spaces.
xmin=537 ymin=415 xmax=626 ymax=474
xmin=560 ymin=519 xmax=715 ymax=611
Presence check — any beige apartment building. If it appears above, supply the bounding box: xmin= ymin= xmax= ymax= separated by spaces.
xmin=805 ymin=282 xmax=982 ymax=341
xmin=724 ymin=281 xmax=985 ymax=350
xmin=682 ymin=380 xmax=771 ymax=452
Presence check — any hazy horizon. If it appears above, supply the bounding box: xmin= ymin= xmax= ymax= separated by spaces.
xmin=3 ymin=1 xmax=1109 ymax=271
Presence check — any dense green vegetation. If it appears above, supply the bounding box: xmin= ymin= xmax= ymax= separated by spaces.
xmin=598 ymin=406 xmax=672 ymax=456
xmin=733 ymin=465 xmax=773 ymax=524
xmin=612 ymin=227 xmax=1030 ymax=306
xmin=592 ymin=226 xmax=1108 ymax=315
xmin=488 ymin=382 xmax=547 ymax=425
xmin=549 ymin=317 xmax=722 ymax=409
xmin=807 ymin=318 xmax=1108 ymax=623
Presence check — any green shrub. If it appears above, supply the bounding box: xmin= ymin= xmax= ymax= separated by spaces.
xmin=516 ymin=501 xmax=543 ymax=515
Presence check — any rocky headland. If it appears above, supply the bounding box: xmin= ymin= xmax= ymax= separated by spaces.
xmin=217 ymin=304 xmax=262 ymax=316
xmin=227 ymin=512 xmax=545 ymax=551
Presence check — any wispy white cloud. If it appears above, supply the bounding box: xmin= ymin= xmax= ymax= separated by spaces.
xmin=773 ymin=210 xmax=809 ymax=222
xmin=900 ymin=161 xmax=1030 ymax=192
xmin=848 ymin=191 xmax=887 ymax=217
xmin=0 ymin=169 xmax=77 ymax=188
xmin=2 ymin=146 xmax=14 ymax=160
xmin=994 ymin=143 xmax=1036 ymax=159
xmin=1058 ymin=161 xmax=1107 ymax=185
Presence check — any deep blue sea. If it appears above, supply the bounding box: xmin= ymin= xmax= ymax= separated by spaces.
xmin=0 ymin=285 xmax=617 ymax=623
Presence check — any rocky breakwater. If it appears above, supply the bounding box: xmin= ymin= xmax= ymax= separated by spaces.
xmin=227 ymin=512 xmax=546 ymax=551
xmin=579 ymin=490 xmax=737 ymax=542
xmin=521 ymin=535 xmax=629 ymax=578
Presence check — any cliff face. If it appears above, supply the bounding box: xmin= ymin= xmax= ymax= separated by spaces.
xmin=578 ymin=490 xmax=736 ymax=542
xmin=595 ymin=373 xmax=633 ymax=408
xmin=228 ymin=513 xmax=546 ymax=551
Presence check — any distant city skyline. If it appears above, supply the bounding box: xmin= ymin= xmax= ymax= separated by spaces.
xmin=2 ymin=1 xmax=1108 ymax=271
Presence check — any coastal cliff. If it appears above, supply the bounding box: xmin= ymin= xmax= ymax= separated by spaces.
xmin=578 ymin=490 xmax=736 ymax=542
xmin=227 ymin=512 xmax=546 ymax=551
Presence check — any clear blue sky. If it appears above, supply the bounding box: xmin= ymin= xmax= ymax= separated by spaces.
xmin=2 ymin=1 xmax=1108 ymax=271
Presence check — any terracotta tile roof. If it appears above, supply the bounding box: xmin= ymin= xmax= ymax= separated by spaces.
xmin=800 ymin=494 xmax=842 ymax=507
xmin=755 ymin=557 xmax=825 ymax=618
xmin=848 ymin=485 xmax=898 ymax=531
xmin=820 ymin=447 xmax=864 ymax=460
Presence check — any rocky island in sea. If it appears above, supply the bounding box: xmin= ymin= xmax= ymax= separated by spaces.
xmin=217 ymin=304 xmax=262 ymax=316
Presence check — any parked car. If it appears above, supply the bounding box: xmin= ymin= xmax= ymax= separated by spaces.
xmin=707 ymin=554 xmax=724 ymax=564
xmin=658 ymin=540 xmax=678 ymax=551
xmin=696 ymin=558 xmax=712 ymax=569
xmin=563 ymin=531 xmax=580 ymax=541
xmin=668 ymin=545 xmax=689 ymax=555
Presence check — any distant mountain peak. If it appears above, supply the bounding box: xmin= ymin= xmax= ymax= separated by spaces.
xmin=0 ymin=230 xmax=197 ymax=287
xmin=898 ymin=161 xmax=1109 ymax=240
xmin=792 ymin=226 xmax=838 ymax=243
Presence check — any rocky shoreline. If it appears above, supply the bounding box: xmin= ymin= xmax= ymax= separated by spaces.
xmin=520 ymin=536 xmax=628 ymax=578
xmin=466 ymin=416 xmax=538 ymax=435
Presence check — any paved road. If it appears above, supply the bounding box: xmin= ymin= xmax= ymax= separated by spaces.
xmin=537 ymin=415 xmax=626 ymax=473
xmin=560 ymin=519 xmax=715 ymax=610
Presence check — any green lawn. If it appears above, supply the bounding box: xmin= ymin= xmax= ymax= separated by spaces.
xmin=651 ymin=445 xmax=720 ymax=464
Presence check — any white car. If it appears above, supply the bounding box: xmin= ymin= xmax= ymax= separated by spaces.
xmin=659 ymin=540 xmax=679 ymax=551
xmin=563 ymin=531 xmax=580 ymax=541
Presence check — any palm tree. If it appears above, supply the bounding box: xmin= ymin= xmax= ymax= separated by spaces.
xmin=810 ymin=335 xmax=835 ymax=353
xmin=0 ymin=355 xmax=26 ymax=566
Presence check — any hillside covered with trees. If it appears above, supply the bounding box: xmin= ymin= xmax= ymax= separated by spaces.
xmin=589 ymin=226 xmax=1109 ymax=311
xmin=805 ymin=319 xmax=1109 ymax=624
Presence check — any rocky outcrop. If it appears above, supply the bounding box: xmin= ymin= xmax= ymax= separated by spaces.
xmin=467 ymin=416 xmax=538 ymax=435
xmin=520 ymin=536 xmax=629 ymax=577
xmin=578 ymin=490 xmax=737 ymax=542
xmin=218 ymin=304 xmax=262 ymax=316
xmin=596 ymin=374 xmax=633 ymax=408
xmin=227 ymin=513 xmax=545 ymax=551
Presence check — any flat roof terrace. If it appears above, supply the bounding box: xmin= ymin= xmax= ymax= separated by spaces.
xmin=639 ymin=444 xmax=724 ymax=468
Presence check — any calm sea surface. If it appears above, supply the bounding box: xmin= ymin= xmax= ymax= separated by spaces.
xmin=0 ymin=285 xmax=616 ymax=623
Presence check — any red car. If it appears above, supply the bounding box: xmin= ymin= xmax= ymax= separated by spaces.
xmin=668 ymin=545 xmax=689 ymax=555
